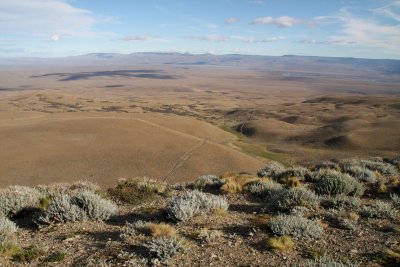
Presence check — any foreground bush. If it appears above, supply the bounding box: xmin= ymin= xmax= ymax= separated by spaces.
xmin=360 ymin=159 xmax=398 ymax=176
xmin=166 ymin=190 xmax=228 ymax=222
xmin=39 ymin=191 xmax=117 ymax=224
xmin=269 ymin=215 xmax=323 ymax=239
xmin=108 ymin=177 xmax=166 ymax=205
xmin=193 ymin=175 xmax=224 ymax=190
xmin=257 ymin=161 xmax=285 ymax=179
xmin=0 ymin=186 xmax=41 ymax=217
xmin=247 ymin=180 xmax=283 ymax=199
xmin=342 ymin=162 xmax=377 ymax=183
xmin=361 ymin=201 xmax=397 ymax=219
xmin=314 ymin=170 xmax=364 ymax=197
xmin=145 ymin=236 xmax=185 ymax=264
xmin=267 ymin=188 xmax=319 ymax=212
xmin=0 ymin=217 xmax=17 ymax=236
xmin=219 ymin=174 xmax=259 ymax=194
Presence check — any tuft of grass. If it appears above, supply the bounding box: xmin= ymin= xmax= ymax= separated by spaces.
xmin=219 ymin=174 xmax=259 ymax=194
xmin=267 ymin=236 xmax=294 ymax=251
xmin=376 ymin=248 xmax=400 ymax=266
xmin=280 ymin=176 xmax=301 ymax=188
xmin=45 ymin=251 xmax=65 ymax=262
xmin=147 ymin=223 xmax=176 ymax=237
xmin=38 ymin=196 xmax=51 ymax=210
xmin=108 ymin=177 xmax=165 ymax=205
xmin=0 ymin=236 xmax=22 ymax=258
xmin=12 ymin=245 xmax=45 ymax=263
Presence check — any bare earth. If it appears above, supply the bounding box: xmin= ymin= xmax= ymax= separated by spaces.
xmin=0 ymin=54 xmax=399 ymax=187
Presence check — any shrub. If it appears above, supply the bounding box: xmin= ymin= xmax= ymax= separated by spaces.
xmin=166 ymin=190 xmax=228 ymax=222
xmin=342 ymin=162 xmax=377 ymax=183
xmin=279 ymin=176 xmax=301 ymax=188
xmin=39 ymin=194 xmax=88 ymax=223
xmin=35 ymin=181 xmax=100 ymax=198
xmin=247 ymin=180 xmax=283 ymax=199
xmin=0 ymin=217 xmax=17 ymax=236
xmin=193 ymin=175 xmax=224 ymax=190
xmin=39 ymin=191 xmax=117 ymax=224
xmin=321 ymin=195 xmax=361 ymax=210
xmin=219 ymin=174 xmax=259 ymax=194
xmin=145 ymin=236 xmax=185 ymax=264
xmin=74 ymin=191 xmax=118 ymax=221
xmin=267 ymin=188 xmax=319 ymax=213
xmin=299 ymin=255 xmax=359 ymax=267
xmin=361 ymin=201 xmax=397 ymax=219
xmin=257 ymin=161 xmax=285 ymax=179
xmin=391 ymin=193 xmax=400 ymax=207
xmin=120 ymin=220 xmax=147 ymax=238
xmin=314 ymin=160 xmax=341 ymax=171
xmin=278 ymin=166 xmax=312 ymax=181
xmin=360 ymin=159 xmax=398 ymax=176
xmin=0 ymin=186 xmax=41 ymax=217
xmin=267 ymin=236 xmax=294 ymax=251
xmin=314 ymin=170 xmax=364 ymax=197
xmin=147 ymin=223 xmax=176 ymax=237
xmin=108 ymin=177 xmax=166 ymax=205
xmin=268 ymin=215 xmax=323 ymax=239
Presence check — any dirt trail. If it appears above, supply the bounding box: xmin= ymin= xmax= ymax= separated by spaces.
xmin=163 ymin=139 xmax=208 ymax=182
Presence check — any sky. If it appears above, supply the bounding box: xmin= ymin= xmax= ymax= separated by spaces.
xmin=0 ymin=0 xmax=399 ymax=59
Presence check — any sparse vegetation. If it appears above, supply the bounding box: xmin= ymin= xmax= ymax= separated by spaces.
xmin=145 ymin=236 xmax=185 ymax=264
xmin=268 ymin=214 xmax=323 ymax=239
xmin=267 ymin=187 xmax=319 ymax=212
xmin=166 ymin=190 xmax=228 ymax=222
xmin=257 ymin=161 xmax=286 ymax=179
xmin=314 ymin=170 xmax=364 ymax=197
xmin=361 ymin=201 xmax=397 ymax=219
xmin=267 ymin=236 xmax=294 ymax=251
xmin=0 ymin=155 xmax=398 ymax=265
xmin=108 ymin=177 xmax=166 ymax=205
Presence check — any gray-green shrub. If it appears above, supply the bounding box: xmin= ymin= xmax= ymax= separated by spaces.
xmin=39 ymin=191 xmax=117 ymax=224
xmin=361 ymin=201 xmax=397 ymax=219
xmin=267 ymin=188 xmax=319 ymax=212
xmin=0 ymin=216 xmax=17 ymax=236
xmin=145 ymin=236 xmax=184 ymax=264
xmin=342 ymin=162 xmax=376 ymax=183
xmin=322 ymin=195 xmax=361 ymax=210
xmin=166 ymin=190 xmax=228 ymax=222
xmin=257 ymin=161 xmax=285 ymax=179
xmin=247 ymin=180 xmax=283 ymax=199
xmin=0 ymin=186 xmax=41 ymax=217
xmin=193 ymin=175 xmax=224 ymax=190
xmin=314 ymin=170 xmax=364 ymax=197
xmin=268 ymin=214 xmax=323 ymax=239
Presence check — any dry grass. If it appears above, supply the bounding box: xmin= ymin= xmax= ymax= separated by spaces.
xmin=267 ymin=236 xmax=294 ymax=252
xmin=220 ymin=174 xmax=261 ymax=194
xmin=146 ymin=223 xmax=176 ymax=238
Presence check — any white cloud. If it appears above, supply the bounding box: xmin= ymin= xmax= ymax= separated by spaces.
xmin=231 ymin=35 xmax=282 ymax=43
xmin=122 ymin=35 xmax=166 ymax=42
xmin=49 ymin=34 xmax=60 ymax=42
xmin=188 ymin=34 xmax=228 ymax=42
xmin=225 ymin=17 xmax=239 ymax=24
xmin=251 ymin=16 xmax=300 ymax=27
xmin=231 ymin=35 xmax=256 ymax=42
xmin=0 ymin=0 xmax=114 ymax=39
xmin=373 ymin=2 xmax=400 ymax=21
xmin=326 ymin=9 xmax=400 ymax=53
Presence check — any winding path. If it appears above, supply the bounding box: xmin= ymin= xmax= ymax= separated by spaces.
xmin=163 ymin=139 xmax=208 ymax=182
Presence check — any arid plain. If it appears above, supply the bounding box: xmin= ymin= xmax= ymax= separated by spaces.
xmin=1 ymin=53 xmax=399 ymax=187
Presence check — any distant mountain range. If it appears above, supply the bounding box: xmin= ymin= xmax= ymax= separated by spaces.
xmin=1 ymin=53 xmax=400 ymax=76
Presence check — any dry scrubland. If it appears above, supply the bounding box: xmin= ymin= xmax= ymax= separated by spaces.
xmin=0 ymin=157 xmax=399 ymax=266
xmin=0 ymin=54 xmax=400 ymax=265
